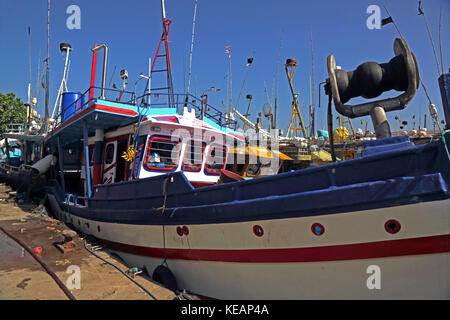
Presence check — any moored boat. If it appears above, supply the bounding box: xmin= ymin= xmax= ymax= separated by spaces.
xmin=42 ymin=1 xmax=450 ymax=299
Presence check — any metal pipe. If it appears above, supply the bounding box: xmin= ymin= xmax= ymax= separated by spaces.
xmin=327 ymin=94 xmax=337 ymax=162
xmin=83 ymin=121 xmax=91 ymax=198
xmin=370 ymin=105 xmax=391 ymax=138
xmin=89 ymin=43 xmax=98 ymax=102
xmin=57 ymin=135 xmax=65 ymax=194
xmin=91 ymin=44 xmax=108 ymax=100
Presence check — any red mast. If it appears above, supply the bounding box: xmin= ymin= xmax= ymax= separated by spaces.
xmin=148 ymin=0 xmax=175 ymax=108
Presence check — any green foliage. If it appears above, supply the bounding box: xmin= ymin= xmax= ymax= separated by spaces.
xmin=0 ymin=92 xmax=27 ymax=134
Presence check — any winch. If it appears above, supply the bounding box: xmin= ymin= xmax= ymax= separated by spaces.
xmin=326 ymin=38 xmax=420 ymax=138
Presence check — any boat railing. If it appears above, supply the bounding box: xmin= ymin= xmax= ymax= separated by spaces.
xmin=53 ymin=87 xmax=237 ymax=131
xmin=132 ymin=92 xmax=237 ymax=130
xmin=65 ymin=193 xmax=88 ymax=207
xmin=5 ymin=122 xmax=46 ymax=135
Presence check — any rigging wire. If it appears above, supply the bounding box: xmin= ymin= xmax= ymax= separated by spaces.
xmin=418 ymin=0 xmax=442 ymax=76
xmin=185 ymin=0 xmax=198 ymax=106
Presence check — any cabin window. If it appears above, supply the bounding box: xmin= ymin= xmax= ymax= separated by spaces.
xmin=183 ymin=141 xmax=205 ymax=172
xmin=105 ymin=144 xmax=115 ymax=165
xmin=145 ymin=136 xmax=181 ymax=171
xmin=205 ymin=145 xmax=227 ymax=175
xmin=225 ymin=163 xmax=245 ymax=175
xmin=132 ymin=135 xmax=147 ymax=179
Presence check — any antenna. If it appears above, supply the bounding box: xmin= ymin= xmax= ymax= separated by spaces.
xmin=108 ymin=65 xmax=117 ymax=88
xmin=309 ymin=25 xmax=315 ymax=137
xmin=27 ymin=26 xmax=32 ymax=106
xmin=51 ymin=43 xmax=72 ymax=120
xmin=273 ymin=30 xmax=283 ymax=130
xmin=33 ymin=47 xmax=42 ymax=105
xmin=234 ymin=55 xmax=254 ymax=111
xmin=44 ymin=0 xmax=50 ymax=133
xmin=185 ymin=0 xmax=198 ymax=106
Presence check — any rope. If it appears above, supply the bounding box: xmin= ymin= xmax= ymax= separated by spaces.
xmin=0 ymin=226 xmax=76 ymax=300
xmin=83 ymin=237 xmax=158 ymax=300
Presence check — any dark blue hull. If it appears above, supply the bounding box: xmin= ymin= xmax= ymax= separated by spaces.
xmin=47 ymin=134 xmax=450 ymax=226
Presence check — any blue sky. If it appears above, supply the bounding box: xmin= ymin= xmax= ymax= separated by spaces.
xmin=0 ymin=0 xmax=449 ymax=133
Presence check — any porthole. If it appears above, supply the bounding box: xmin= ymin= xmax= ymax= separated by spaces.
xmin=311 ymin=223 xmax=325 ymax=236
xmin=385 ymin=219 xmax=401 ymax=234
xmin=253 ymin=225 xmax=264 ymax=237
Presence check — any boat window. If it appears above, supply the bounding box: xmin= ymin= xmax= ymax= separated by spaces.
xmin=225 ymin=163 xmax=245 ymax=175
xmin=205 ymin=145 xmax=227 ymax=175
xmin=105 ymin=144 xmax=115 ymax=165
xmin=132 ymin=135 xmax=147 ymax=179
xmin=183 ymin=141 xmax=205 ymax=172
xmin=145 ymin=136 xmax=181 ymax=171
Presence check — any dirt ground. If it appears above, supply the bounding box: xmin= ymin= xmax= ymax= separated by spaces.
xmin=0 ymin=183 xmax=176 ymax=300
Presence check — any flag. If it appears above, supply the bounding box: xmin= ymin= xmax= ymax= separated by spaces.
xmin=418 ymin=0 xmax=424 ymax=15
xmin=225 ymin=46 xmax=231 ymax=58
xmin=381 ymin=17 xmax=393 ymax=26
xmin=246 ymin=57 xmax=253 ymax=67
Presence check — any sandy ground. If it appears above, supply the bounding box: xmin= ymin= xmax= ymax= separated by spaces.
xmin=0 ymin=184 xmax=176 ymax=300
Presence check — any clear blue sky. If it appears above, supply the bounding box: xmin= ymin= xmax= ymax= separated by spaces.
xmin=1 ymin=0 xmax=449 ymax=133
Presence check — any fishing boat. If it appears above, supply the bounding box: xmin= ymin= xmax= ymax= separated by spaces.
xmin=43 ymin=1 xmax=449 ymax=299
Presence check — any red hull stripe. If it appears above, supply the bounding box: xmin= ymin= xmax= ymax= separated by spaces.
xmin=98 ymin=234 xmax=450 ymax=263
xmin=96 ymin=105 xmax=138 ymax=116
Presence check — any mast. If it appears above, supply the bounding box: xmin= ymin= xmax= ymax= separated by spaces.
xmin=229 ymin=50 xmax=232 ymax=114
xmin=160 ymin=0 xmax=174 ymax=108
xmin=309 ymin=25 xmax=315 ymax=137
xmin=273 ymin=31 xmax=283 ymax=130
xmin=185 ymin=0 xmax=198 ymax=106
xmin=27 ymin=26 xmax=32 ymax=106
xmin=44 ymin=0 xmax=50 ymax=133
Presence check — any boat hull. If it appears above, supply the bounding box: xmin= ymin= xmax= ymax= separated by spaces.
xmin=48 ymin=194 xmax=450 ymax=299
